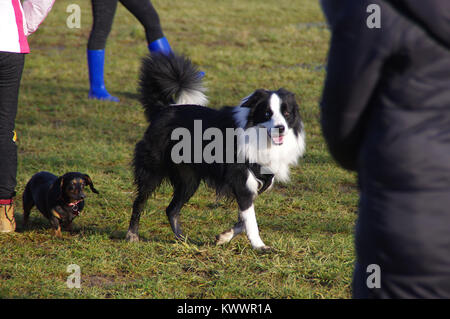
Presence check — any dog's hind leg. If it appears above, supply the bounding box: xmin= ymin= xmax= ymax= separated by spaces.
xmin=165 ymin=192 xmax=185 ymax=240
xmin=126 ymin=183 xmax=158 ymax=242
xmin=22 ymin=184 xmax=34 ymax=229
xmin=126 ymin=193 xmax=148 ymax=242
xmin=127 ymin=138 xmax=167 ymax=242
xmin=166 ymin=167 xmax=200 ymax=241
xmin=126 ymin=172 xmax=162 ymax=242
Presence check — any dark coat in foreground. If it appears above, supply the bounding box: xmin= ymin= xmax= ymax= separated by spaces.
xmin=320 ymin=0 xmax=450 ymax=298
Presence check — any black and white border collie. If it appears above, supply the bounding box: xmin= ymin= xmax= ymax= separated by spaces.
xmin=126 ymin=53 xmax=305 ymax=250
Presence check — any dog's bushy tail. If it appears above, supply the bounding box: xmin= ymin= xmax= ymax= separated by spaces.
xmin=139 ymin=52 xmax=208 ymax=122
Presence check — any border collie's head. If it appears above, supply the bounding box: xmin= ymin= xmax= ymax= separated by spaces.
xmin=233 ymin=88 xmax=305 ymax=181
xmin=237 ymin=88 xmax=303 ymax=145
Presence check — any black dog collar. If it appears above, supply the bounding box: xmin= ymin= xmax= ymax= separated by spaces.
xmin=247 ymin=163 xmax=274 ymax=194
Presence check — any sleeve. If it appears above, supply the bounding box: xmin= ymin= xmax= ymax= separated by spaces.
xmin=320 ymin=1 xmax=393 ymax=171
xmin=387 ymin=0 xmax=450 ymax=48
xmin=22 ymin=0 xmax=55 ymax=36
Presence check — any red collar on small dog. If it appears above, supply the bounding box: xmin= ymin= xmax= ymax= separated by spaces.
xmin=67 ymin=199 xmax=83 ymax=215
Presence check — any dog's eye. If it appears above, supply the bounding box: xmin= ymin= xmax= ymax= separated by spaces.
xmin=265 ymin=111 xmax=271 ymax=119
xmin=284 ymin=111 xmax=290 ymax=117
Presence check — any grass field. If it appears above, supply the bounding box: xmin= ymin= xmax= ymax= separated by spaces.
xmin=0 ymin=0 xmax=358 ymax=298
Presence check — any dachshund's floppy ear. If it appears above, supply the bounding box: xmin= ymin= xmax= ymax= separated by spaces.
xmin=50 ymin=176 xmax=64 ymax=198
xmin=83 ymin=174 xmax=99 ymax=194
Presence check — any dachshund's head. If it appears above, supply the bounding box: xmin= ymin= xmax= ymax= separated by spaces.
xmin=56 ymin=172 xmax=99 ymax=204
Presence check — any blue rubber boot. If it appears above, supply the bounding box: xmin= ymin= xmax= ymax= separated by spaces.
xmin=87 ymin=49 xmax=119 ymax=102
xmin=148 ymin=37 xmax=173 ymax=56
xmin=148 ymin=37 xmax=205 ymax=77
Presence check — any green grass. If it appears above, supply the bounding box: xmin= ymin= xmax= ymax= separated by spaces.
xmin=0 ymin=0 xmax=358 ymax=298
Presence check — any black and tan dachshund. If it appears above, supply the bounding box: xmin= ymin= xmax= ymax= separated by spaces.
xmin=22 ymin=172 xmax=99 ymax=237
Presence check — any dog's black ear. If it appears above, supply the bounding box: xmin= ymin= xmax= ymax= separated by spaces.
xmin=240 ymin=89 xmax=268 ymax=108
xmin=83 ymin=174 xmax=99 ymax=194
xmin=277 ymin=88 xmax=301 ymax=116
xmin=277 ymin=88 xmax=298 ymax=103
xmin=50 ymin=176 xmax=64 ymax=199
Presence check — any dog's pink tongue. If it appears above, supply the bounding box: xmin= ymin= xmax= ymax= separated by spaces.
xmin=272 ymin=135 xmax=284 ymax=144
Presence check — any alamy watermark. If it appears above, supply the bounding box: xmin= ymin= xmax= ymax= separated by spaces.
xmin=66 ymin=4 xmax=81 ymax=29
xmin=366 ymin=264 xmax=381 ymax=289
xmin=366 ymin=4 xmax=381 ymax=29
xmin=66 ymin=264 xmax=81 ymax=289
xmin=170 ymin=120 xmax=282 ymax=171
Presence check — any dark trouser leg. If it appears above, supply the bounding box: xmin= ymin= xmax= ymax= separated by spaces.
xmin=0 ymin=52 xmax=25 ymax=200
xmin=119 ymin=0 xmax=164 ymax=43
xmin=88 ymin=0 xmax=119 ymax=50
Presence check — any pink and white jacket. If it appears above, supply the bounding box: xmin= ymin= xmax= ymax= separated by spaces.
xmin=0 ymin=0 xmax=55 ymax=53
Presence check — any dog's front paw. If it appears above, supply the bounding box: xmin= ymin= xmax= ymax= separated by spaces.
xmin=125 ymin=231 xmax=139 ymax=242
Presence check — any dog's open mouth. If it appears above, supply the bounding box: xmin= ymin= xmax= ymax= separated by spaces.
xmin=268 ymin=130 xmax=285 ymax=145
